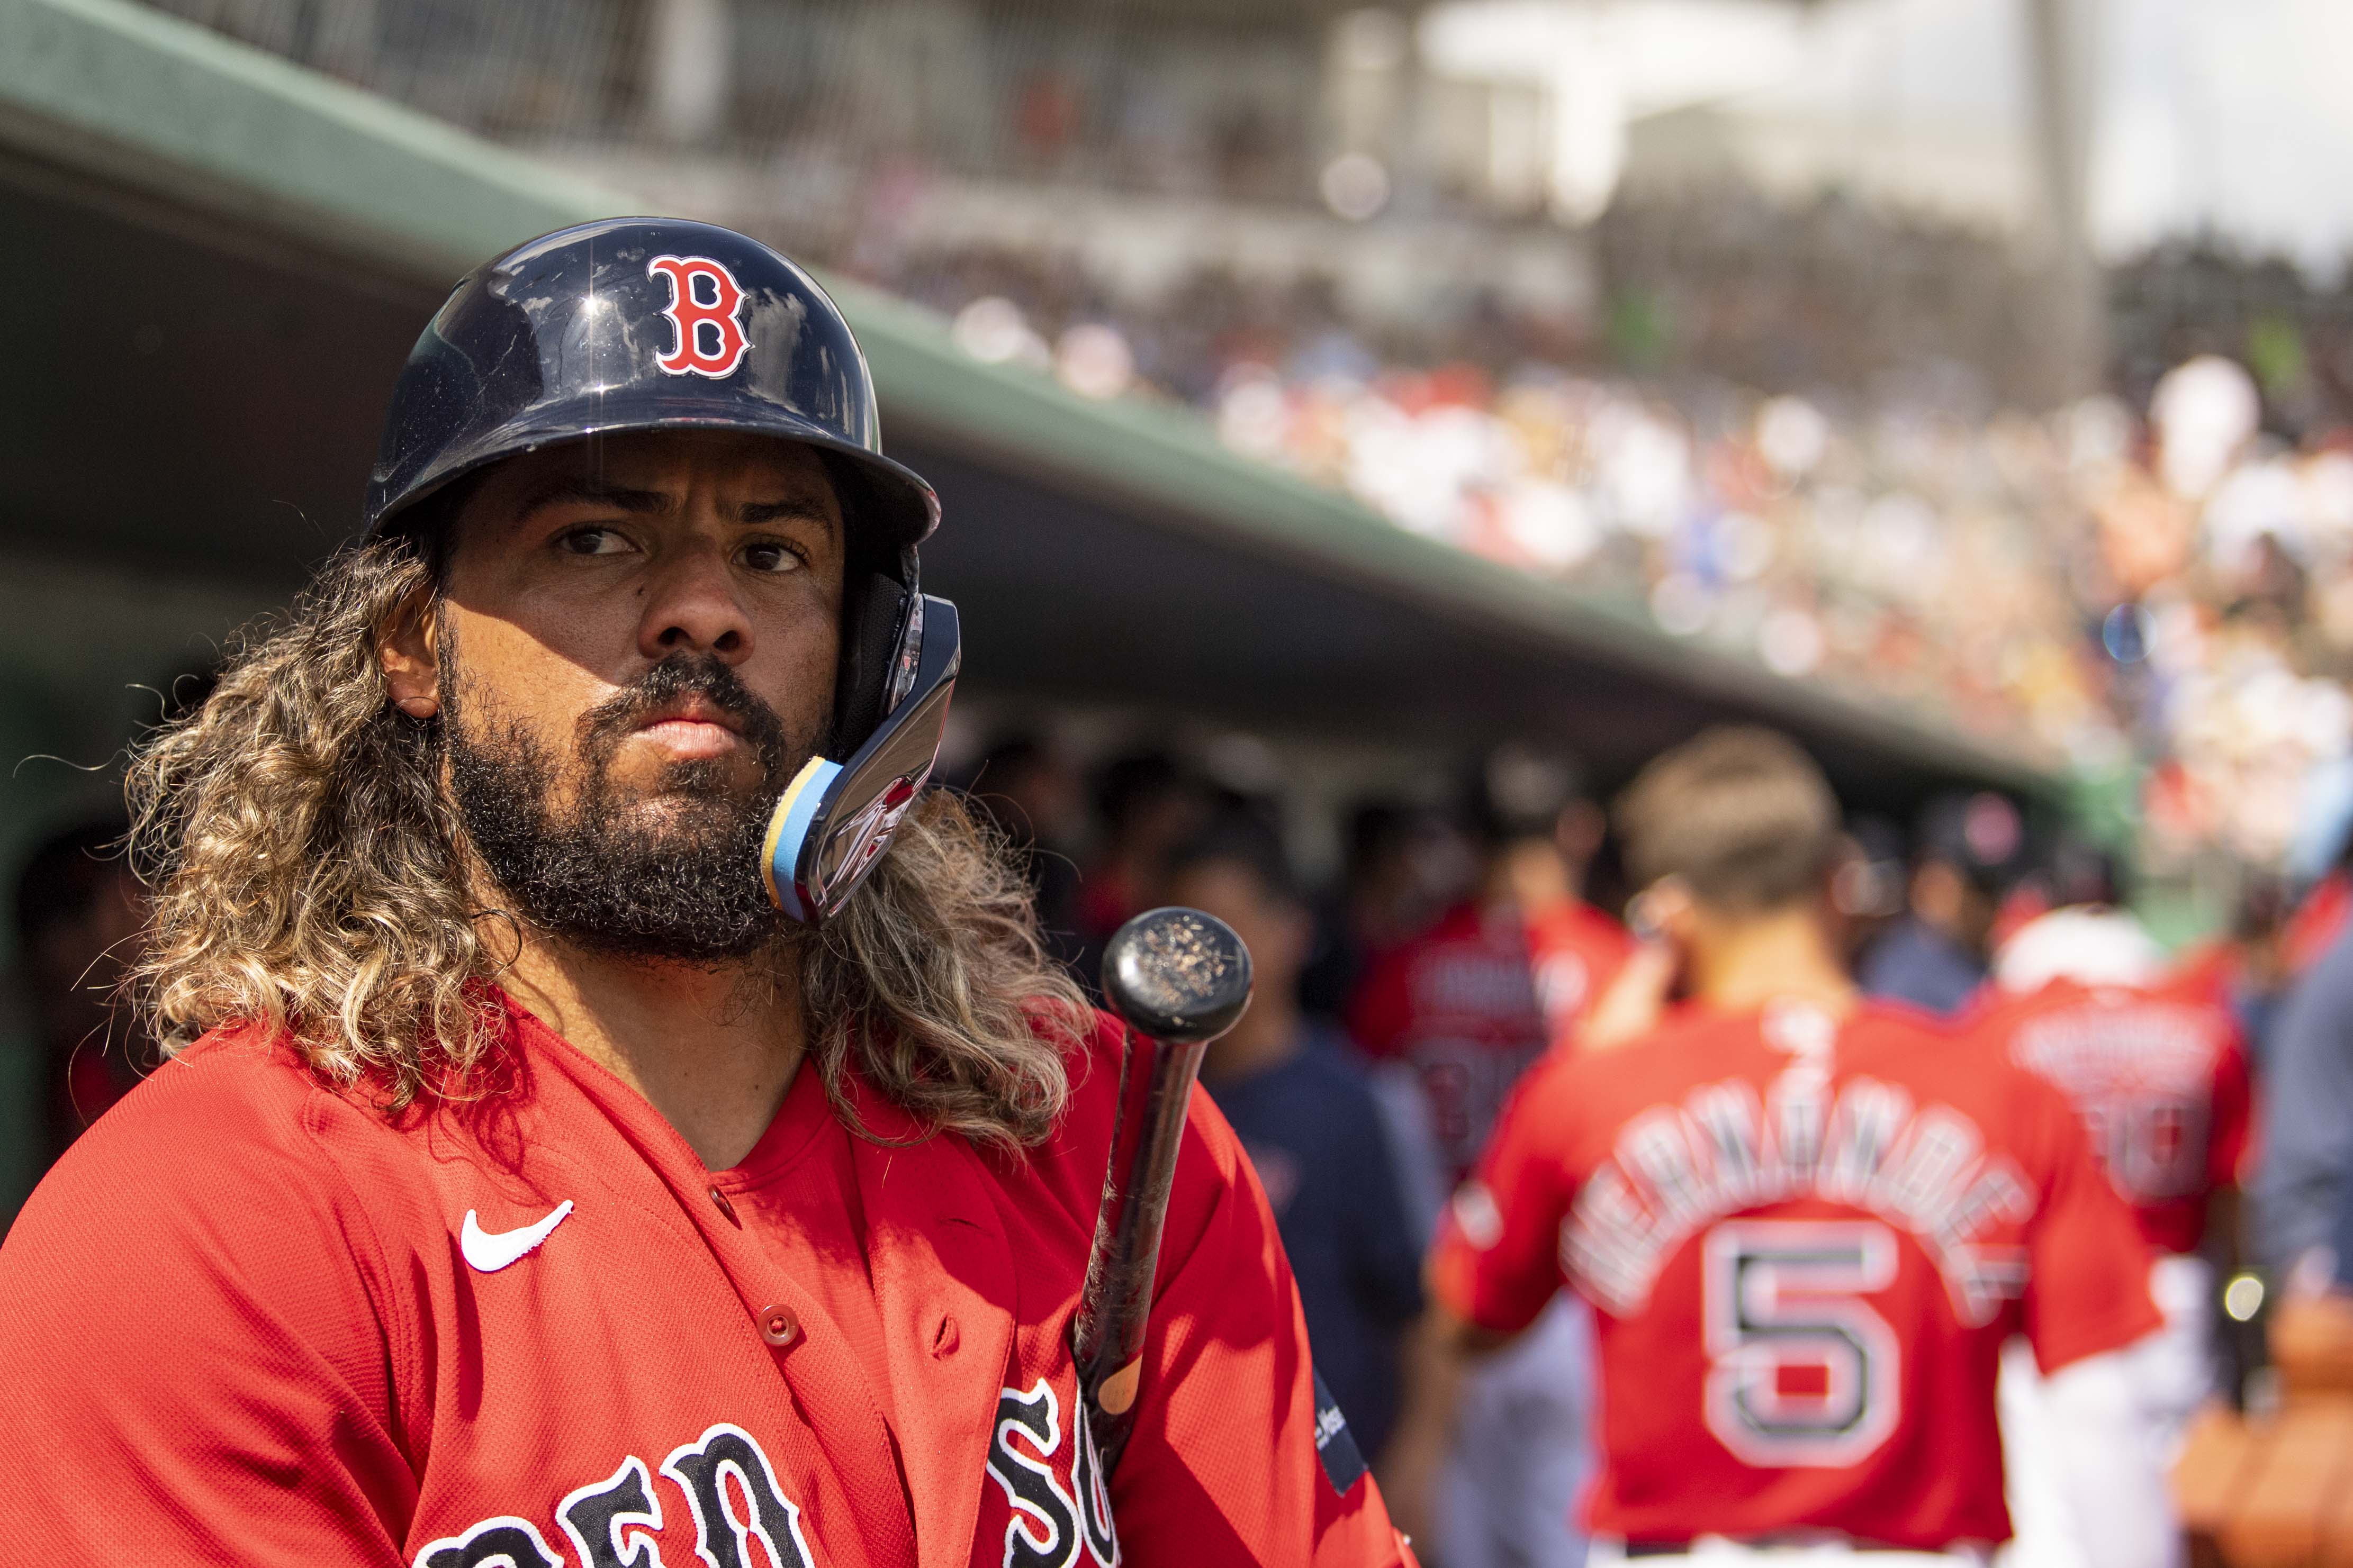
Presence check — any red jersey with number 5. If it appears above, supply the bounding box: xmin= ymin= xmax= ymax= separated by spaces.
xmin=1967 ymin=978 xmax=2251 ymax=1256
xmin=1349 ymin=900 xmax=1631 ymax=1183
xmin=1431 ymin=999 xmax=2160 ymax=1550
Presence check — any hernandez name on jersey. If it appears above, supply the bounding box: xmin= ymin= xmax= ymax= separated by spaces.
xmin=1432 ymin=999 xmax=2160 ymax=1549
xmin=0 ymin=996 xmax=1408 ymax=1568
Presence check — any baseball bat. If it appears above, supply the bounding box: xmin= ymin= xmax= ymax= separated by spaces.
xmin=1074 ymin=906 xmax=1254 ymax=1475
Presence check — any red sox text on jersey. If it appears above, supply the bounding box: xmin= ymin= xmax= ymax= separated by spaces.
xmin=416 ymin=1391 xmax=1120 ymax=1568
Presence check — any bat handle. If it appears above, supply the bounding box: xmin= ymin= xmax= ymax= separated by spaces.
xmin=1073 ymin=908 xmax=1253 ymax=1475
xmin=1072 ymin=1028 xmax=1209 ymax=1470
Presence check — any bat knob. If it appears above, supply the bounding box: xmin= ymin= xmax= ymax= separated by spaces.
xmin=1100 ymin=907 xmax=1254 ymax=1045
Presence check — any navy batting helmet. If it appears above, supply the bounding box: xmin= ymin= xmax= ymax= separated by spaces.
xmin=365 ymin=216 xmax=936 ymax=547
xmin=367 ymin=218 xmax=959 ymax=922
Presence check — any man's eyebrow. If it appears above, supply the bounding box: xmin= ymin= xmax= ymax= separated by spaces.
xmin=519 ymin=479 xmax=671 ymax=518
xmin=739 ymin=495 xmax=840 ymax=538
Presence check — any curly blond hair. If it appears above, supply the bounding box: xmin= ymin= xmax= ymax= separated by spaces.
xmin=125 ymin=535 xmax=1085 ymax=1148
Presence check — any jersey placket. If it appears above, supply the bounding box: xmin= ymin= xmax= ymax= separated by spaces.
xmin=696 ymin=1171 xmax=919 ymax=1567
xmin=513 ymin=1008 xmax=919 ymax=1567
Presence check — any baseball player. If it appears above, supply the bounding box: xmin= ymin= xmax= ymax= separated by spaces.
xmin=1350 ymin=746 xmax=1630 ymax=1189
xmin=1969 ymin=900 xmax=2252 ymax=1567
xmin=0 ymin=220 xmax=1410 ymax=1567
xmin=1349 ymin=746 xmax=1629 ymax=1568
xmin=1401 ymin=728 xmax=2172 ymax=1565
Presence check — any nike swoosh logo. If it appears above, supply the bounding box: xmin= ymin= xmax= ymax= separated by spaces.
xmin=460 ymin=1200 xmax=574 ymax=1273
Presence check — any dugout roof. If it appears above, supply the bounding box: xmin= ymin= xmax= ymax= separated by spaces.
xmin=0 ymin=0 xmax=2056 ymax=808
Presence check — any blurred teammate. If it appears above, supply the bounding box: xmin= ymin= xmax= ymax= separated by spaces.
xmin=11 ymin=816 xmax=149 ymax=1168
xmin=2168 ymin=875 xmax=2290 ymax=1065
xmin=1859 ymin=792 xmax=2027 ymax=1016
xmin=2256 ymin=914 xmax=2353 ymax=1293
xmin=1167 ymin=814 xmax=1427 ymax=1462
xmin=1350 ymin=746 xmax=1629 ymax=1183
xmin=1351 ymin=744 xmax=1630 ymax=1568
xmin=1077 ymin=750 xmax=1207 ymax=967
xmin=2279 ymin=837 xmax=2353 ymax=981
xmin=1405 ymin=728 xmax=2170 ymax=1566
xmin=1968 ymin=886 xmax=2249 ymax=1567
xmin=1300 ymin=801 xmax=1474 ymax=1026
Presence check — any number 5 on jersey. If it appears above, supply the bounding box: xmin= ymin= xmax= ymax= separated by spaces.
xmin=1702 ymin=1219 xmax=1900 ymax=1467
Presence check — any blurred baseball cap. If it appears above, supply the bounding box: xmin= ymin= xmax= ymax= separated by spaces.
xmin=1994 ymin=906 xmax=2165 ymax=994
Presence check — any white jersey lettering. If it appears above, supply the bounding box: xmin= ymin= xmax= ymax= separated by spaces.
xmin=1560 ymin=1074 xmax=2033 ymax=1320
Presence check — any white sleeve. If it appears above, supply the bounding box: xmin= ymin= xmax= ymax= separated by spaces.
xmin=2039 ymin=1346 xmax=2183 ymax=1568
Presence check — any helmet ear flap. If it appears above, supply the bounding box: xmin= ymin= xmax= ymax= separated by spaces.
xmin=833 ymin=561 xmax=918 ymax=757
xmin=824 ymin=447 xmax=923 ymax=757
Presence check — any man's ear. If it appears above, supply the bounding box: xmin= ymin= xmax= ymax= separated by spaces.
xmin=1640 ymin=876 xmax=1698 ymax=947
xmin=380 ymin=587 xmax=442 ymax=719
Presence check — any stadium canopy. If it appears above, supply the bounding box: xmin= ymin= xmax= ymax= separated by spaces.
xmin=0 ymin=0 xmax=2057 ymax=808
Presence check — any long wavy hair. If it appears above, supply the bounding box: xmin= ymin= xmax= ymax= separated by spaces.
xmin=124 ymin=534 xmax=1086 ymax=1149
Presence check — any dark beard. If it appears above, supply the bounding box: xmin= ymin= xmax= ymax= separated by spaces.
xmin=443 ymin=649 xmax=813 ymax=963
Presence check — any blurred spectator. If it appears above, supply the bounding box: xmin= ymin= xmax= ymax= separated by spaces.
xmin=1166 ymin=814 xmax=1426 ymax=1463
xmin=898 ymin=239 xmax=2353 ymax=884
xmin=1349 ymin=745 xmax=1628 ymax=1568
xmin=12 ymin=817 xmax=148 ymax=1168
xmin=960 ymin=731 xmax=1087 ymax=972
xmin=1076 ymin=751 xmax=1208 ymax=980
xmin=1859 ymin=792 xmax=2026 ymax=1016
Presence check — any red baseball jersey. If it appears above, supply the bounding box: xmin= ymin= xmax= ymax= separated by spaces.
xmin=1969 ymin=978 xmax=2252 ymax=1256
xmin=0 ymin=993 xmax=1410 ymax=1568
xmin=1349 ymin=899 xmax=1632 ymax=1182
xmin=1431 ymin=998 xmax=2161 ymax=1551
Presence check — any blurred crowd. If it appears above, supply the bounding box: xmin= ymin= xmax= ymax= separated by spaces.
xmin=872 ymin=233 xmax=2353 ymax=877
xmin=140 ymin=0 xmax=2353 ymax=878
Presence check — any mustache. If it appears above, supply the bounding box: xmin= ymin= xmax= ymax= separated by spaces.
xmin=578 ymin=652 xmax=793 ymax=767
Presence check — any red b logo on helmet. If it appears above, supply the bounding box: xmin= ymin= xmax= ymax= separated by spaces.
xmin=647 ymin=255 xmax=752 ymax=378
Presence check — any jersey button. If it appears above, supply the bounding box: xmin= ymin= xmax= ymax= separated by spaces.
xmin=708 ymin=1186 xmax=737 ymax=1224
xmin=758 ymin=1304 xmax=799 ymax=1348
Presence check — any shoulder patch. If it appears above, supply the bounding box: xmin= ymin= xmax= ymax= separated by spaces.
xmin=1311 ymin=1368 xmax=1368 ymax=1497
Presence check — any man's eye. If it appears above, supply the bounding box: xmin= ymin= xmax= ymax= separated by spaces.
xmin=741 ymin=542 xmax=805 ymax=574
xmin=558 ymin=527 xmax=632 ymax=556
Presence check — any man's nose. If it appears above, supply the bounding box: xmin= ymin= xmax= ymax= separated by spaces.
xmin=638 ymin=542 xmax=753 ymax=664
